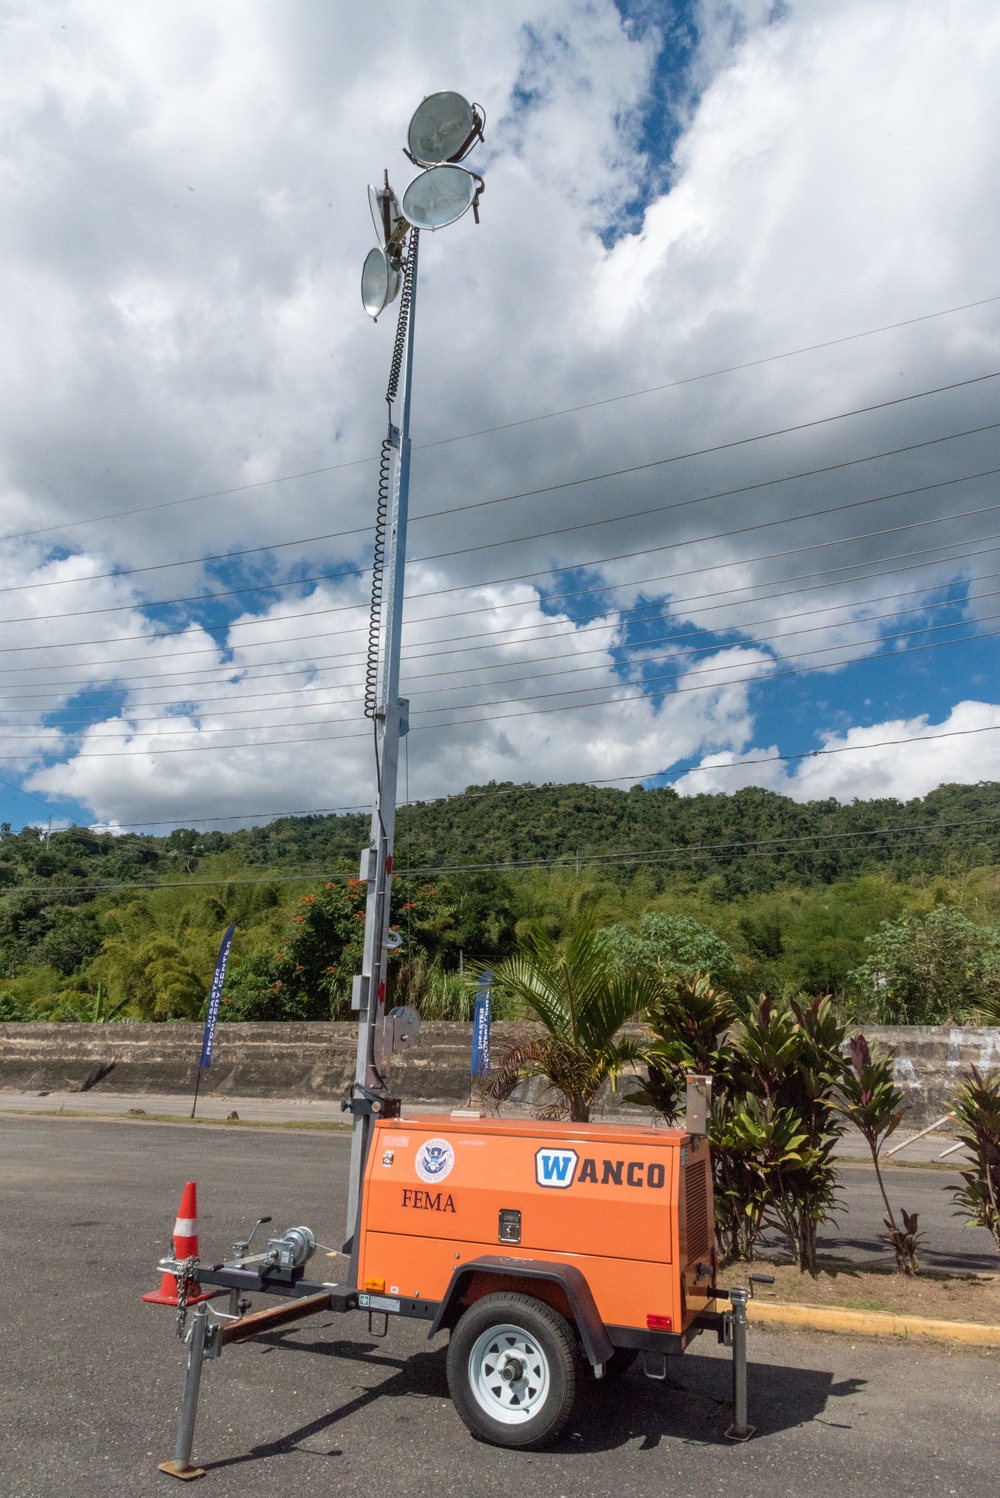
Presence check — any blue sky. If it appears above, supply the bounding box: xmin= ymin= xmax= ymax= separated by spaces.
xmin=1 ymin=0 xmax=1000 ymax=831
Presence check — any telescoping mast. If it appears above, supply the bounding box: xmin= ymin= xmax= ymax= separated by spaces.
xmin=346 ymin=90 xmax=487 ymax=1261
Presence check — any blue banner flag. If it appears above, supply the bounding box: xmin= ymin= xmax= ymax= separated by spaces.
xmin=471 ymin=971 xmax=493 ymax=1076
xmin=199 ymin=922 xmax=236 ymax=1070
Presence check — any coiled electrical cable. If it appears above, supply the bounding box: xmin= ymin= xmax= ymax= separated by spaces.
xmin=365 ymin=229 xmax=419 ymax=719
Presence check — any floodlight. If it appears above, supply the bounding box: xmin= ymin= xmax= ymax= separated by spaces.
xmin=401 ymin=165 xmax=480 ymax=230
xmin=368 ymin=181 xmax=406 ymax=250
xmin=361 ymin=246 xmax=401 ymax=320
xmin=407 ymin=91 xmax=482 ymax=166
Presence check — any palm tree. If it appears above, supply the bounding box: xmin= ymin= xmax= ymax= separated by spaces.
xmin=481 ymin=918 xmax=664 ymax=1122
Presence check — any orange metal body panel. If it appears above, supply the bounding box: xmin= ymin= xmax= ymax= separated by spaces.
xmin=358 ymin=1115 xmax=715 ymax=1333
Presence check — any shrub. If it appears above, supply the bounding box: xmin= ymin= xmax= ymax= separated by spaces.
xmin=949 ymin=1067 xmax=1000 ymax=1256
xmin=848 ymin=907 xmax=1000 ymax=1023
xmin=482 ymin=919 xmax=662 ymax=1122
xmin=835 ymin=1033 xmax=921 ymax=1273
xmin=600 ymin=913 xmax=739 ymax=989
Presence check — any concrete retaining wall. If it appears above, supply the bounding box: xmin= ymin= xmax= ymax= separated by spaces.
xmin=876 ymin=1025 xmax=1000 ymax=1127
xmin=0 ymin=1021 xmax=532 ymax=1107
xmin=2 ymin=1020 xmax=998 ymax=1122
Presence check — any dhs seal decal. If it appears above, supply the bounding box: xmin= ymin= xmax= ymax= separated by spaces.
xmin=415 ymin=1137 xmax=455 ymax=1184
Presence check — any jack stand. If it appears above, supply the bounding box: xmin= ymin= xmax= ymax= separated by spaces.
xmin=724 ymin=1286 xmax=754 ymax=1441
xmin=159 ymin=1303 xmax=218 ymax=1480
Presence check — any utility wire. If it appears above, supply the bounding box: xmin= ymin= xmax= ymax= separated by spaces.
xmin=2 ymin=370 xmax=997 ymax=622
xmin=9 ymin=291 xmax=999 ymax=545
xmin=2 ymin=449 xmax=1000 ymax=635
xmin=1 ymin=522 xmax=996 ymax=699
xmin=3 ymin=494 xmax=998 ymax=670
xmin=6 ymin=620 xmax=1000 ymax=759
xmin=4 ymin=410 xmax=1000 ymax=602
xmin=8 ymin=574 xmax=1000 ymax=727
xmin=8 ymin=812 xmax=1000 ymax=894
xmin=6 ymin=596 xmax=998 ymax=740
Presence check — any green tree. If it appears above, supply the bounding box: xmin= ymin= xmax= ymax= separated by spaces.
xmin=0 ymin=990 xmax=28 ymax=1020
xmin=482 ymin=919 xmax=663 ymax=1122
xmin=264 ymin=878 xmax=368 ymax=1018
xmin=600 ymin=913 xmax=739 ymax=988
xmin=85 ymin=900 xmax=213 ymax=1019
xmin=848 ymin=907 xmax=1000 ymax=1022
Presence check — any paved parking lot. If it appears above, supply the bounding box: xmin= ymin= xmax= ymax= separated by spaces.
xmin=2 ymin=1115 xmax=996 ymax=1498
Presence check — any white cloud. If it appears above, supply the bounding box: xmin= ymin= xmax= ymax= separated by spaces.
xmin=2 ymin=0 xmax=1000 ymax=825
xmin=674 ymin=699 xmax=1000 ymax=803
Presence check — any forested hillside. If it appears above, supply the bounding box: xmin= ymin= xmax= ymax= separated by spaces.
xmin=3 ymin=779 xmax=1000 ymax=1023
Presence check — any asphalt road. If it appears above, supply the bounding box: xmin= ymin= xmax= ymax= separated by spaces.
xmin=778 ymin=1163 xmax=997 ymax=1274
xmin=2 ymin=1116 xmax=996 ymax=1498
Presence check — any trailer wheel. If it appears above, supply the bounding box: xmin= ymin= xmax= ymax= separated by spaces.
xmin=447 ymin=1292 xmax=576 ymax=1450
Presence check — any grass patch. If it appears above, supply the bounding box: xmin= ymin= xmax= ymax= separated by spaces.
xmin=717 ymin=1260 xmax=1000 ymax=1323
xmin=0 ymin=1106 xmax=351 ymax=1132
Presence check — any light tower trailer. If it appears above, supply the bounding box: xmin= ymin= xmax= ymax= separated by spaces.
xmin=151 ymin=1109 xmax=773 ymax=1476
xmin=148 ymin=93 xmax=772 ymax=1476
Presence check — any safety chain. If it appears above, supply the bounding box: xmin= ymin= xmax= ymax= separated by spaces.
xmin=174 ymin=1256 xmax=197 ymax=1340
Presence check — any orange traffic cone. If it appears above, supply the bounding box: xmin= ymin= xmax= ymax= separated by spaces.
xmin=143 ymin=1180 xmax=217 ymax=1306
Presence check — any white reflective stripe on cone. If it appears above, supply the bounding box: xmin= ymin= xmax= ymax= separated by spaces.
xmin=173 ymin=1218 xmax=197 ymax=1236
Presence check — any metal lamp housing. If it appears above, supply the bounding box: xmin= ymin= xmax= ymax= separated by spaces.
xmin=361 ymin=246 xmax=401 ymax=320
xmin=401 ymin=165 xmax=478 ymax=231
xmin=407 ymin=91 xmax=478 ymax=165
xmin=368 ymin=182 xmax=407 ymax=250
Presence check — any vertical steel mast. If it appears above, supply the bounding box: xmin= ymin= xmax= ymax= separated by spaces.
xmin=346 ymin=92 xmax=485 ymax=1249
xmin=346 ymin=231 xmax=419 ymax=1243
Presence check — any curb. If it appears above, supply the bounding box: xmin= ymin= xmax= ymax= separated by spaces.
xmin=748 ymin=1299 xmax=1000 ymax=1346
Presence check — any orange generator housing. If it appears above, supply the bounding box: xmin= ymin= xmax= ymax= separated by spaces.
xmin=357 ymin=1113 xmax=716 ymax=1346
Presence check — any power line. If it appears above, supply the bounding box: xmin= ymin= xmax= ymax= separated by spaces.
xmin=405 ymin=620 xmax=1000 ymax=725
xmin=6 ymin=595 xmax=997 ymax=741
xmin=8 ymin=810 xmax=1000 ymax=894
xmin=0 ymin=521 xmax=993 ymax=703
xmin=3 ymin=490 xmax=997 ymax=672
xmin=7 ymin=573 xmax=998 ymax=727
xmin=2 ymin=521 xmax=997 ymax=730
xmin=398 ymin=813 xmax=1000 ymax=877
xmin=409 ymin=597 xmax=1000 ymax=708
xmin=9 ymin=291 xmax=999 ymax=545
xmin=3 ymin=448 xmax=999 ymax=641
xmin=6 ymin=619 xmax=1000 ymax=760
xmin=5 ymin=408 xmax=999 ymax=603
xmin=2 ymin=370 xmax=997 ymax=623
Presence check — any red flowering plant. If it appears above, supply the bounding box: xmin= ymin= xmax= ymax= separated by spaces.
xmin=222 ymin=880 xmax=367 ymax=1020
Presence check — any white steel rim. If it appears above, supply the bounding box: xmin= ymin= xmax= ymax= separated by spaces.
xmin=468 ymin=1322 xmax=551 ymax=1425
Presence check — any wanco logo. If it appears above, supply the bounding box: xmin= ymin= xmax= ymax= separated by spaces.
xmin=534 ymin=1149 xmax=666 ymax=1190
xmin=535 ymin=1148 xmax=578 ymax=1188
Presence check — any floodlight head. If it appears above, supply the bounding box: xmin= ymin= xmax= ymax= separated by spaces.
xmin=361 ymin=246 xmax=401 ymax=320
xmin=368 ymin=178 xmax=407 ymax=251
xmin=407 ymin=91 xmax=484 ymax=166
xmin=401 ymin=165 xmax=481 ymax=231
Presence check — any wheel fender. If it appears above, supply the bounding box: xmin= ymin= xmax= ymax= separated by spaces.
xmin=428 ymin=1255 xmax=614 ymax=1368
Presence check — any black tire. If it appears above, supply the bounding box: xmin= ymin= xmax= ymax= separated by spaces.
xmin=600 ymin=1347 xmax=639 ymax=1380
xmin=446 ymin=1292 xmax=577 ymax=1450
